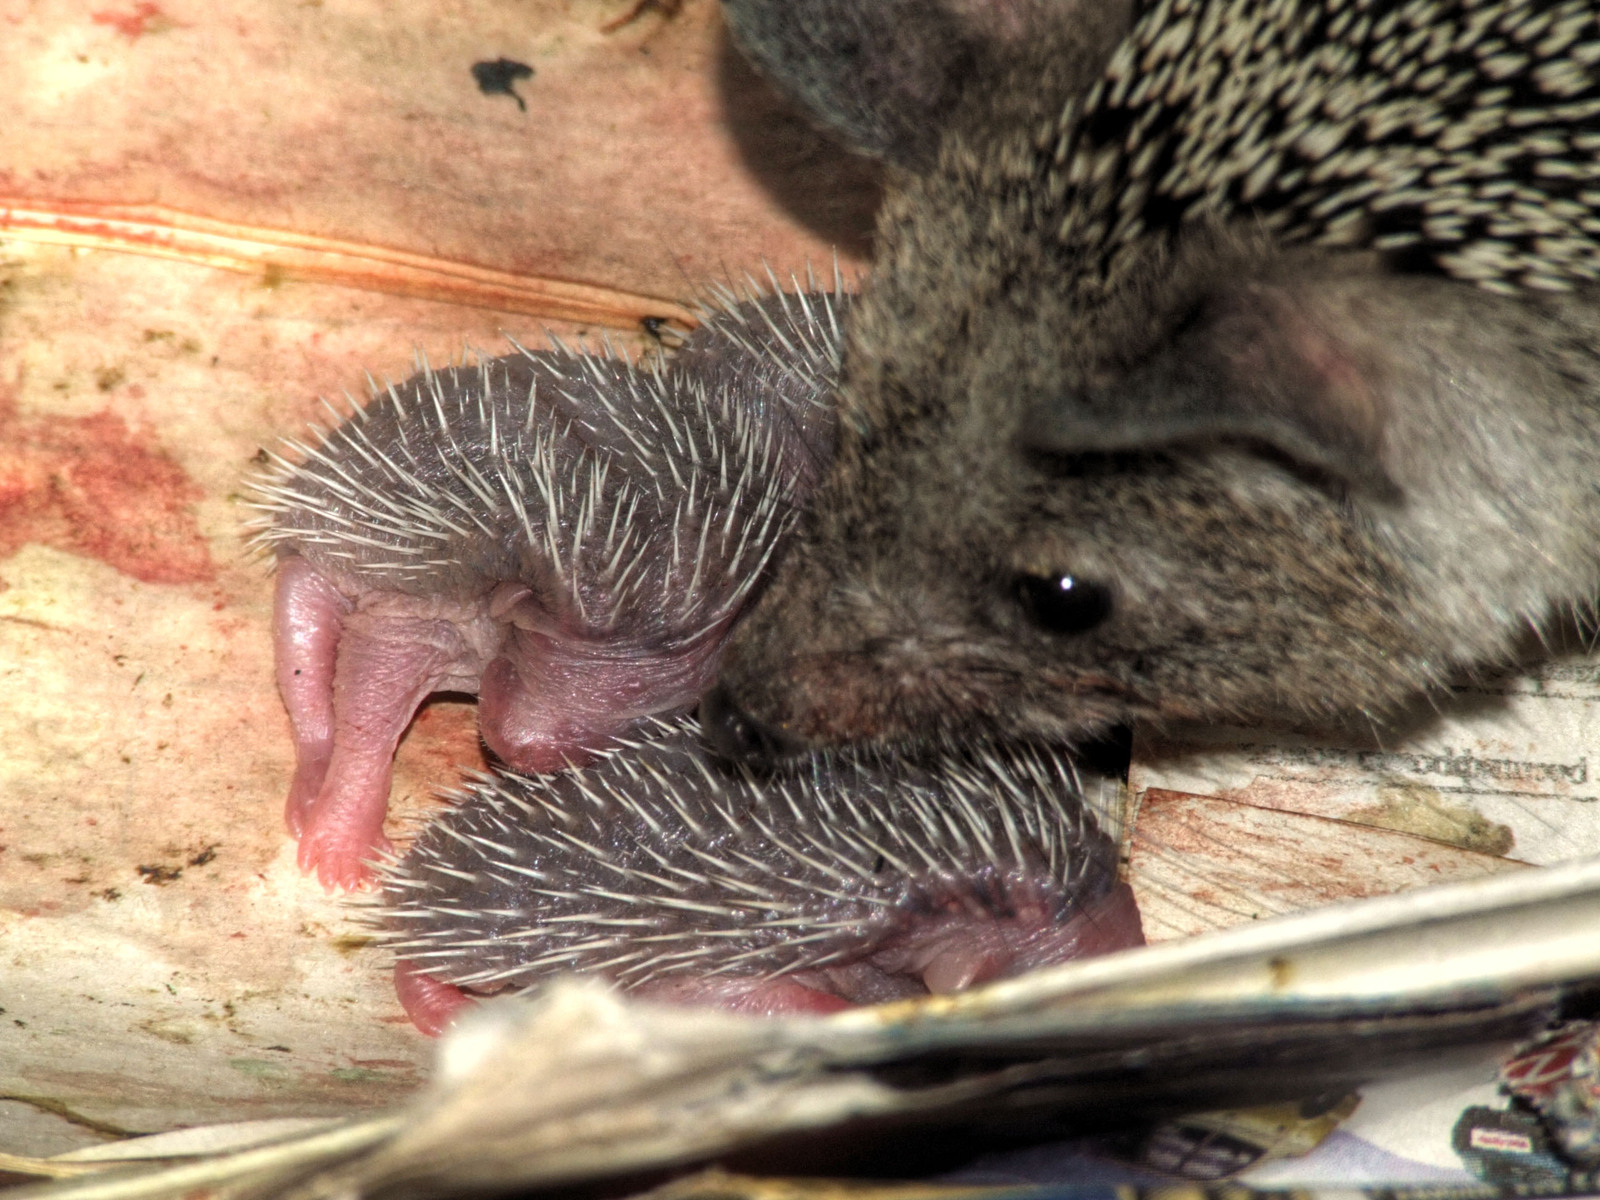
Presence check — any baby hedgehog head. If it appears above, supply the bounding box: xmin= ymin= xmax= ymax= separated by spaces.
xmin=374 ymin=717 xmax=1142 ymax=1012
xmin=243 ymin=272 xmax=847 ymax=890
xmin=245 ymin=274 xmax=846 ymax=650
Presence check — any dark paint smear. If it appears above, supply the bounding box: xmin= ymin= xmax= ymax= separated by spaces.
xmin=471 ymin=59 xmax=534 ymax=112
xmin=0 ymin=395 xmax=214 ymax=584
xmin=600 ymin=0 xmax=686 ymax=33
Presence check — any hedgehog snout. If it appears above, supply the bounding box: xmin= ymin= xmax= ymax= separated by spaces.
xmin=480 ymin=623 xmax=732 ymax=772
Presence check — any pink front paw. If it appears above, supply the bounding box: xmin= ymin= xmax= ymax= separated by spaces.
xmin=394 ymin=961 xmax=474 ymax=1036
xmin=296 ymin=815 xmax=393 ymax=890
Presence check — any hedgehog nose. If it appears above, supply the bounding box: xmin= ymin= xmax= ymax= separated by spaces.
xmin=700 ymin=684 xmax=803 ymax=767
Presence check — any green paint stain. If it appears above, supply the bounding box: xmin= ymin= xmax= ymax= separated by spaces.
xmin=329 ymin=1067 xmax=387 ymax=1083
xmin=228 ymin=1058 xmax=291 ymax=1080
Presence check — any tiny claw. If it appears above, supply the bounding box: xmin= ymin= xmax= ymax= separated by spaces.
xmin=297 ymin=823 xmax=392 ymax=891
xmin=920 ymin=945 xmax=1011 ymax=995
xmin=394 ymin=961 xmax=474 ymax=1036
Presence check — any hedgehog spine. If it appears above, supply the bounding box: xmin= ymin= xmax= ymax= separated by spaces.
xmin=374 ymin=716 xmax=1132 ymax=998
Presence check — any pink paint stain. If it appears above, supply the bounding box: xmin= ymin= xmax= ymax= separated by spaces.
xmin=91 ymin=2 xmax=165 ymax=39
xmin=0 ymin=393 xmax=214 ymax=584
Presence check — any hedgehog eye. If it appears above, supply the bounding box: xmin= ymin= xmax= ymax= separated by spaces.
xmin=1014 ymin=572 xmax=1112 ymax=635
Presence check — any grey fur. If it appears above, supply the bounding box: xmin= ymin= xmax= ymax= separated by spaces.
xmin=721 ymin=0 xmax=972 ymax=166
xmin=709 ymin=0 xmax=1600 ymax=753
xmin=724 ymin=0 xmax=1137 ymax=167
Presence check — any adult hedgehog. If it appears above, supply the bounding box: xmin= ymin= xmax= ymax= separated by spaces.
xmin=705 ymin=0 xmax=1600 ymax=762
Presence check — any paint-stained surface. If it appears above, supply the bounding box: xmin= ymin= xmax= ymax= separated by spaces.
xmin=1128 ymin=788 xmax=1527 ymax=942
xmin=0 ymin=391 xmax=213 ymax=584
xmin=0 ymin=0 xmax=876 ymax=1153
xmin=1 ymin=0 xmax=879 ymax=293
xmin=1124 ymin=645 xmax=1600 ymax=946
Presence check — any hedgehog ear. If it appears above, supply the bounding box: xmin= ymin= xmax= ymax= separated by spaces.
xmin=1024 ymin=283 xmax=1400 ymax=499
xmin=721 ymin=0 xmax=1058 ymax=168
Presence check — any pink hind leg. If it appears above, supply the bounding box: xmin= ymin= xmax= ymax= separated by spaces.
xmin=296 ymin=614 xmax=474 ymax=889
xmin=274 ymin=557 xmax=500 ymax=889
xmin=273 ymin=556 xmax=352 ymax=840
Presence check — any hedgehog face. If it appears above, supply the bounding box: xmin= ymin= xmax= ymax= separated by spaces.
xmin=707 ymin=226 xmax=1596 ymax=756
xmin=708 ymin=0 xmax=1600 ymax=755
xmin=707 ymin=422 xmax=1414 ymax=754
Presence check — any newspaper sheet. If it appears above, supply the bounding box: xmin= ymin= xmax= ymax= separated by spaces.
xmin=1125 ymin=651 xmax=1600 ymax=1184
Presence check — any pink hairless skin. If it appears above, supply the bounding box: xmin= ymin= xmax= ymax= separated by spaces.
xmin=271 ymin=555 xmax=740 ymax=887
xmin=395 ymin=884 xmax=1146 ymax=1035
xmin=254 ymin=294 xmax=841 ymax=888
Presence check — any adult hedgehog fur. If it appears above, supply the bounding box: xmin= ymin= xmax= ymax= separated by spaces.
xmin=375 ymin=717 xmax=1142 ymax=1013
xmin=1041 ymin=0 xmax=1600 ymax=295
xmin=247 ymin=276 xmax=849 ymax=888
xmin=705 ymin=0 xmax=1600 ymax=762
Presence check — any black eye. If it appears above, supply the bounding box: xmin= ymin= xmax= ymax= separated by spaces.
xmin=1015 ymin=572 xmax=1113 ymax=635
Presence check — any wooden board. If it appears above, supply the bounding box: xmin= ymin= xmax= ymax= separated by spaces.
xmin=0 ymin=0 xmax=878 ymax=1155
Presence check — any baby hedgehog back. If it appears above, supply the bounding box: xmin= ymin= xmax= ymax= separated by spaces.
xmin=251 ymin=284 xmax=846 ymax=887
xmin=378 ymin=717 xmax=1143 ymax=1029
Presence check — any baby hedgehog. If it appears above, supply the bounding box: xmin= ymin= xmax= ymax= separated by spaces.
xmin=707 ymin=0 xmax=1600 ymax=760
xmin=250 ymin=283 xmax=844 ymax=888
xmin=375 ymin=717 xmax=1143 ymax=1034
